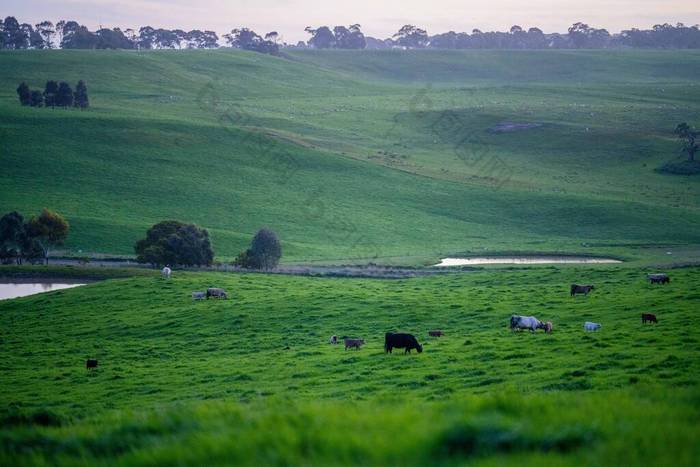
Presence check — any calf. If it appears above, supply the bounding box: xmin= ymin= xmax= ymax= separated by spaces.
xmin=192 ymin=291 xmax=206 ymax=300
xmin=329 ymin=335 xmax=338 ymax=344
xmin=385 ymin=332 xmax=423 ymax=354
xmin=428 ymin=330 xmax=444 ymax=337
xmin=344 ymin=338 xmax=365 ymax=350
xmin=543 ymin=321 xmax=553 ymax=333
xmin=571 ymin=284 xmax=595 ymax=296
xmin=641 ymin=313 xmax=658 ymax=324
xmin=86 ymin=359 xmax=98 ymax=370
xmin=648 ymin=274 xmax=670 ymax=285
xmin=584 ymin=322 xmax=601 ymax=331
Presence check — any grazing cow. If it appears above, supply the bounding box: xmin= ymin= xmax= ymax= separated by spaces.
xmin=206 ymin=288 xmax=228 ymax=299
xmin=641 ymin=313 xmax=658 ymax=324
xmin=584 ymin=322 xmax=601 ymax=331
xmin=543 ymin=321 xmax=553 ymax=333
xmin=329 ymin=335 xmax=338 ymax=344
xmin=344 ymin=338 xmax=365 ymax=350
xmin=86 ymin=359 xmax=98 ymax=370
xmin=161 ymin=266 xmax=172 ymax=279
xmin=648 ymin=274 xmax=670 ymax=285
xmin=385 ymin=332 xmax=423 ymax=354
xmin=192 ymin=291 xmax=206 ymax=300
xmin=510 ymin=315 xmax=543 ymax=332
xmin=428 ymin=330 xmax=444 ymax=337
xmin=571 ymin=284 xmax=594 ymax=296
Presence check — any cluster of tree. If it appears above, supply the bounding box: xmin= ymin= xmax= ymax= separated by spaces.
xmin=303 ymin=24 xmax=366 ymax=49
xmin=0 ymin=209 xmax=70 ymax=265
xmin=0 ymin=17 xmax=219 ymax=50
xmin=134 ymin=220 xmax=214 ymax=267
xmin=378 ymin=22 xmax=700 ymax=49
xmin=234 ymin=229 xmax=282 ymax=270
xmin=223 ymin=28 xmax=279 ymax=54
xmin=137 ymin=27 xmax=219 ymax=50
xmin=17 ymin=80 xmax=88 ymax=109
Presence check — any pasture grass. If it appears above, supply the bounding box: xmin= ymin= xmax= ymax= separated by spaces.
xmin=1 ymin=49 xmax=700 ymax=263
xmin=1 ymin=265 xmax=699 ymax=464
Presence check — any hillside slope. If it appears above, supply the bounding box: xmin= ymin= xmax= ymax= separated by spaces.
xmin=1 ymin=49 xmax=699 ymax=262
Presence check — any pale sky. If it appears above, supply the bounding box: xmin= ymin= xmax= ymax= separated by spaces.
xmin=2 ymin=0 xmax=699 ymax=43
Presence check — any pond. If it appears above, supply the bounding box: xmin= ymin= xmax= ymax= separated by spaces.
xmin=0 ymin=282 xmax=86 ymax=300
xmin=434 ymin=256 xmax=622 ymax=266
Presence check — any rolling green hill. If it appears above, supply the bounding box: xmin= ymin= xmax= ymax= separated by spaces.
xmin=1 ymin=265 xmax=699 ymax=465
xmin=2 ymin=49 xmax=700 ymax=263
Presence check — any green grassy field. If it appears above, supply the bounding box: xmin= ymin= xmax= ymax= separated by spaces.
xmin=1 ymin=265 xmax=699 ymax=464
xmin=2 ymin=49 xmax=700 ymax=264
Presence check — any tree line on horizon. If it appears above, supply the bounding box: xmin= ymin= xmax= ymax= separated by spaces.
xmin=1 ymin=16 xmax=699 ymax=54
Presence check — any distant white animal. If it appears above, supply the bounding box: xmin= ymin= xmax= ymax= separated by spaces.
xmin=192 ymin=291 xmax=205 ymax=300
xmin=584 ymin=322 xmax=601 ymax=331
xmin=510 ymin=315 xmax=543 ymax=332
xmin=161 ymin=266 xmax=172 ymax=279
xmin=329 ymin=335 xmax=338 ymax=344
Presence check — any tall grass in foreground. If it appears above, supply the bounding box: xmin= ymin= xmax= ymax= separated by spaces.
xmin=2 ymin=388 xmax=698 ymax=466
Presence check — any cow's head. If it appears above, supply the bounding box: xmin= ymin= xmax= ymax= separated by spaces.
xmin=417 ymin=343 xmax=423 ymax=353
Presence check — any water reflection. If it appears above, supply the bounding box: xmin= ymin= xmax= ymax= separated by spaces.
xmin=0 ymin=283 xmax=86 ymax=300
xmin=435 ymin=256 xmax=621 ymax=266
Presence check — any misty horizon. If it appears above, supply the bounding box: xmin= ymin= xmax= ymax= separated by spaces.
xmin=2 ymin=0 xmax=699 ymax=43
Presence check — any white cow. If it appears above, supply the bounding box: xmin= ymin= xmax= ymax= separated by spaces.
xmin=584 ymin=322 xmax=601 ymax=331
xmin=329 ymin=335 xmax=338 ymax=344
xmin=161 ymin=266 xmax=172 ymax=279
xmin=510 ymin=315 xmax=543 ymax=332
xmin=192 ymin=291 xmax=205 ymax=300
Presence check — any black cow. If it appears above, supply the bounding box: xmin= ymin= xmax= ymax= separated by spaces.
xmin=86 ymin=359 xmax=98 ymax=370
xmin=385 ymin=332 xmax=423 ymax=354
xmin=571 ymin=284 xmax=594 ymax=297
xmin=648 ymin=274 xmax=670 ymax=284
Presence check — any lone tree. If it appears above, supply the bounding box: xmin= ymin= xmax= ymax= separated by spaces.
xmin=134 ymin=220 xmax=214 ymax=267
xmin=73 ymin=80 xmax=89 ymax=109
xmin=675 ymin=122 xmax=698 ymax=162
xmin=235 ymin=228 xmax=281 ymax=269
xmin=16 ymin=82 xmax=30 ymax=105
xmin=25 ymin=208 xmax=70 ymax=265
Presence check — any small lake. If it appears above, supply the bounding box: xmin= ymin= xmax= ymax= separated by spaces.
xmin=0 ymin=282 xmax=86 ymax=300
xmin=434 ymin=256 xmax=622 ymax=266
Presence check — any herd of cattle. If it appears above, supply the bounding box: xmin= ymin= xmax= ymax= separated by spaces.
xmin=144 ymin=268 xmax=670 ymax=365
xmin=509 ymin=276 xmax=667 ymax=335
xmin=323 ymin=274 xmax=669 ymax=355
